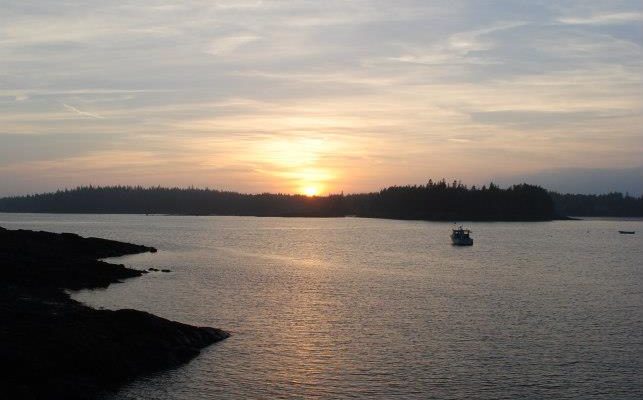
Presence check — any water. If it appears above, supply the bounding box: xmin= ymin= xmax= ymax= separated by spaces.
xmin=1 ymin=214 xmax=641 ymax=399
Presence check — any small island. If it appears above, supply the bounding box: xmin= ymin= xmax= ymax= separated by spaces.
xmin=1 ymin=226 xmax=229 ymax=400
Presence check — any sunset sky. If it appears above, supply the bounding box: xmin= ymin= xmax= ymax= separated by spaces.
xmin=1 ymin=1 xmax=642 ymax=196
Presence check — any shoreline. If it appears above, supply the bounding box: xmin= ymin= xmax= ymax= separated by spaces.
xmin=0 ymin=210 xmax=577 ymax=221
xmin=1 ymin=226 xmax=229 ymax=399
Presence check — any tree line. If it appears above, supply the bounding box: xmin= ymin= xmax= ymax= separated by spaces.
xmin=0 ymin=180 xmax=568 ymax=220
xmin=345 ymin=180 xmax=557 ymax=220
xmin=550 ymin=192 xmax=642 ymax=217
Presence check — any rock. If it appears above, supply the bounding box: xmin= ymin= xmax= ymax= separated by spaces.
xmin=161 ymin=269 xmax=171 ymax=273
xmin=0 ymin=226 xmax=228 ymax=400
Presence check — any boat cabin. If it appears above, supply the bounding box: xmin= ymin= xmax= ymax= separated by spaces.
xmin=451 ymin=226 xmax=473 ymax=246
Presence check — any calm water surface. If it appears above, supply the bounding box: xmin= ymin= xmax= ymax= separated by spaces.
xmin=1 ymin=214 xmax=641 ymax=399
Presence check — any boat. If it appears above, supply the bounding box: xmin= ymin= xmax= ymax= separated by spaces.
xmin=619 ymin=230 xmax=635 ymax=234
xmin=451 ymin=226 xmax=473 ymax=246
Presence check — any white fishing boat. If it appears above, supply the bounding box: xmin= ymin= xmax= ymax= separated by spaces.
xmin=451 ymin=226 xmax=473 ymax=246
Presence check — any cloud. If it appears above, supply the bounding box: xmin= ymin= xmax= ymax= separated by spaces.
xmin=0 ymin=0 xmax=642 ymax=195
xmin=448 ymin=138 xmax=472 ymax=143
xmin=205 ymin=34 xmax=261 ymax=55
xmin=498 ymin=166 xmax=643 ymax=196
xmin=389 ymin=21 xmax=527 ymax=66
xmin=558 ymin=12 xmax=643 ymax=25
xmin=62 ymin=104 xmax=104 ymax=119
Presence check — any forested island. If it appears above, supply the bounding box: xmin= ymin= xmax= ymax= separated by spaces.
xmin=1 ymin=181 xmax=641 ymax=220
xmin=0 ymin=181 xmax=559 ymax=221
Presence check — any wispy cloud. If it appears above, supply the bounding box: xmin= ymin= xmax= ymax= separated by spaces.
xmin=389 ymin=21 xmax=527 ymax=66
xmin=62 ymin=104 xmax=104 ymax=119
xmin=448 ymin=138 xmax=473 ymax=143
xmin=205 ymin=34 xmax=261 ymax=55
xmin=558 ymin=11 xmax=643 ymax=25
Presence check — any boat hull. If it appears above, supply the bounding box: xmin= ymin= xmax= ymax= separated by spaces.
xmin=451 ymin=237 xmax=473 ymax=246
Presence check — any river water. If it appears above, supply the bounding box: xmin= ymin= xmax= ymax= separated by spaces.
xmin=1 ymin=214 xmax=641 ymax=399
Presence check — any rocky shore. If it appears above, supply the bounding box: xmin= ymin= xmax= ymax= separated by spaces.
xmin=0 ymin=226 xmax=229 ymax=400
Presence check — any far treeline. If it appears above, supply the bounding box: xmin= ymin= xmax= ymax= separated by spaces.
xmin=550 ymin=192 xmax=642 ymax=217
xmin=0 ymin=181 xmax=640 ymax=220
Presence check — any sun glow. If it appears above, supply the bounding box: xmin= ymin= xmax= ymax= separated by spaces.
xmin=302 ymin=186 xmax=320 ymax=197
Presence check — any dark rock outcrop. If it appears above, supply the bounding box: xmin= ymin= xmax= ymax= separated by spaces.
xmin=0 ymin=226 xmax=228 ymax=400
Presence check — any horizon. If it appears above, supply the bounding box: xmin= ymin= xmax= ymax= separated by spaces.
xmin=2 ymin=1 xmax=642 ymax=197
xmin=2 ymin=166 xmax=642 ymax=197
xmin=2 ymin=179 xmax=642 ymax=199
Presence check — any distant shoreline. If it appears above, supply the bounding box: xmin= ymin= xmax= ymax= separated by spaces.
xmin=0 ymin=210 xmax=574 ymax=221
xmin=2 ymin=183 xmax=640 ymax=219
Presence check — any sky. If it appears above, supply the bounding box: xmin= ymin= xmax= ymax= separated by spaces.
xmin=1 ymin=0 xmax=642 ymax=196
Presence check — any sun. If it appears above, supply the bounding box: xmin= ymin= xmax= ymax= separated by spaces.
xmin=302 ymin=186 xmax=319 ymax=197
